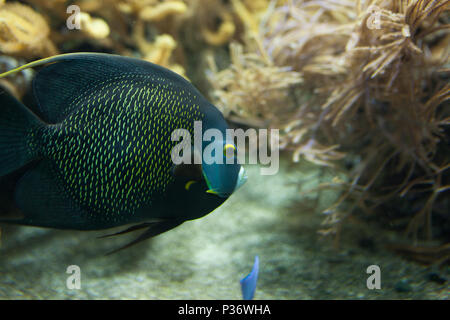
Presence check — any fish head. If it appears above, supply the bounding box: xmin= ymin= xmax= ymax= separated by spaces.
xmin=201 ymin=139 xmax=247 ymax=198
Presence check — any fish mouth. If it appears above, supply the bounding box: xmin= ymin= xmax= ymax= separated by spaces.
xmin=235 ymin=166 xmax=247 ymax=191
xmin=206 ymin=189 xmax=230 ymax=198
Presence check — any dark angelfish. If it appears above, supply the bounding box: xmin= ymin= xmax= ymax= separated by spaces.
xmin=0 ymin=53 xmax=247 ymax=252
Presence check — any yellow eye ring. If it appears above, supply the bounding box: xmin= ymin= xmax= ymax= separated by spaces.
xmin=223 ymin=143 xmax=236 ymax=157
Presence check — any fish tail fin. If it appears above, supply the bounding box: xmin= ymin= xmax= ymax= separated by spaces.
xmin=0 ymin=89 xmax=44 ymax=177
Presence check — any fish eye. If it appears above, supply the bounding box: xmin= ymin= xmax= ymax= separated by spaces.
xmin=223 ymin=143 xmax=236 ymax=157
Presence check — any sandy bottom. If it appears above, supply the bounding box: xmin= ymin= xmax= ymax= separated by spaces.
xmin=0 ymin=156 xmax=448 ymax=299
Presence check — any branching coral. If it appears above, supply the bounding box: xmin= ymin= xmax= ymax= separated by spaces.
xmin=181 ymin=0 xmax=238 ymax=46
xmin=182 ymin=0 xmax=273 ymax=46
xmin=0 ymin=0 xmax=191 ymax=76
xmin=208 ymin=0 xmax=450 ymax=257
xmin=297 ymin=1 xmax=450 ymax=243
xmin=207 ymin=42 xmax=302 ymax=125
xmin=0 ymin=0 xmax=275 ymax=84
xmin=78 ymin=12 xmax=111 ymax=39
xmin=139 ymin=1 xmax=188 ymax=22
xmin=132 ymin=20 xmax=186 ymax=76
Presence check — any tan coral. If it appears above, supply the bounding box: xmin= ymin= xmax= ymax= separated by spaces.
xmin=197 ymin=0 xmax=270 ymax=46
xmin=134 ymin=21 xmax=186 ymax=77
xmin=230 ymin=0 xmax=268 ymax=37
xmin=139 ymin=1 xmax=188 ymax=22
xmin=146 ymin=34 xmax=185 ymax=77
xmin=208 ymin=0 xmax=450 ymax=246
xmin=207 ymin=42 xmax=302 ymax=123
xmin=201 ymin=12 xmax=236 ymax=46
xmin=79 ymin=12 xmax=110 ymax=39
xmin=0 ymin=2 xmax=57 ymax=57
xmin=144 ymin=34 xmax=186 ymax=77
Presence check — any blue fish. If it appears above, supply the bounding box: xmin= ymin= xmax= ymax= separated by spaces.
xmin=240 ymin=255 xmax=259 ymax=300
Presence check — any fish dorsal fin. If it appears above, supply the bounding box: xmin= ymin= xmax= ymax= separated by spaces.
xmin=0 ymin=53 xmax=192 ymax=123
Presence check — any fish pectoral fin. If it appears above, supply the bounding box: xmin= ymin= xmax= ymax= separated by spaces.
xmin=105 ymin=219 xmax=185 ymax=255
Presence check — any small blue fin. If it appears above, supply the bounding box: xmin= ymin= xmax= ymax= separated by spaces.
xmin=240 ymin=255 xmax=259 ymax=300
